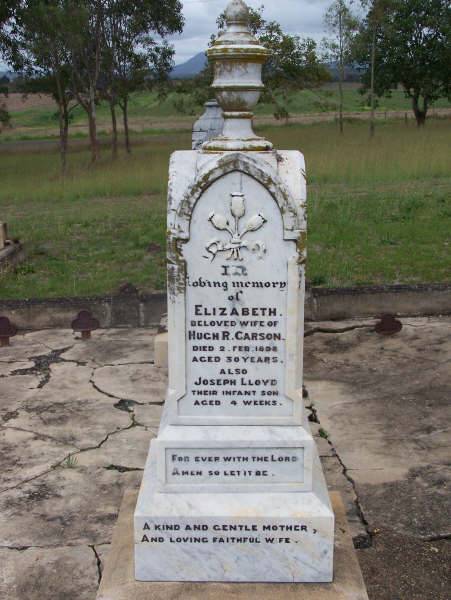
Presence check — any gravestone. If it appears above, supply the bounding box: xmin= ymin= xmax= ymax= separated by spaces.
xmin=134 ymin=0 xmax=334 ymax=582
xmin=192 ymin=100 xmax=224 ymax=149
xmin=0 ymin=222 xmax=7 ymax=250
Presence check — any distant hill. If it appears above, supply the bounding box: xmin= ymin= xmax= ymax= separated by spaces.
xmin=326 ymin=61 xmax=362 ymax=83
xmin=2 ymin=58 xmax=361 ymax=84
xmin=171 ymin=52 xmax=207 ymax=79
xmin=0 ymin=70 xmax=19 ymax=81
xmin=171 ymin=53 xmax=362 ymax=82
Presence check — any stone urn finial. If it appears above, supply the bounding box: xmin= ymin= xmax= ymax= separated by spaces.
xmin=224 ymin=0 xmax=249 ymax=23
xmin=203 ymin=0 xmax=273 ymax=152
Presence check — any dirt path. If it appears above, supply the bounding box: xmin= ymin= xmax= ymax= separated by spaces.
xmin=2 ymin=107 xmax=450 ymax=152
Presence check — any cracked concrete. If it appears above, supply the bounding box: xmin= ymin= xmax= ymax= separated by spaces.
xmin=0 ymin=427 xmax=78 ymax=491
xmin=4 ymin=362 xmax=132 ymax=449
xmin=0 ymin=319 xmax=449 ymax=600
xmin=0 ymin=464 xmax=142 ymax=548
xmin=61 ymin=328 xmax=157 ymax=367
xmin=76 ymin=425 xmax=156 ymax=470
xmin=0 ymin=545 xmax=99 ymax=600
xmin=0 ymin=360 xmax=35 ymax=376
xmin=304 ymin=316 xmax=451 ymax=600
xmin=92 ymin=364 xmax=166 ymax=403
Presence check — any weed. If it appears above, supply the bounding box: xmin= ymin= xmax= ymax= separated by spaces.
xmin=61 ymin=455 xmax=78 ymax=469
xmin=318 ymin=428 xmax=329 ymax=439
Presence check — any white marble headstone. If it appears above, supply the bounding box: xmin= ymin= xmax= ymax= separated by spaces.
xmin=134 ymin=0 xmax=334 ymax=583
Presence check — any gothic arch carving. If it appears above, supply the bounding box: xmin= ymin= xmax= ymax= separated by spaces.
xmin=173 ymin=152 xmax=302 ymax=240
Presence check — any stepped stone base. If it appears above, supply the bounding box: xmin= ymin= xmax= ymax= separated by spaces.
xmin=97 ymin=489 xmax=368 ymax=599
xmin=154 ymin=333 xmax=168 ymax=368
xmin=134 ymin=449 xmax=333 ymax=582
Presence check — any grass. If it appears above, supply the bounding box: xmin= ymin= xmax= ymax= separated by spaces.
xmin=0 ymin=119 xmax=450 ymax=299
xmin=256 ymin=84 xmax=451 ymax=116
xmin=5 ymin=83 xmax=451 ymax=141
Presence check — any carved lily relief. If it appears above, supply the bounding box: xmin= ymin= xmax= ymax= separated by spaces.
xmin=206 ymin=193 xmax=267 ymax=261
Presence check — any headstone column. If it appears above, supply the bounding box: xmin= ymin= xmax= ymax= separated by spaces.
xmin=134 ymin=0 xmax=334 ymax=582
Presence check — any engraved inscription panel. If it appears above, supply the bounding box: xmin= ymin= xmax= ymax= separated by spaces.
xmin=166 ymin=447 xmax=304 ymax=484
xmin=180 ymin=172 xmax=296 ymax=420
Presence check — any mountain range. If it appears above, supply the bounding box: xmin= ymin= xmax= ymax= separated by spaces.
xmin=170 ymin=52 xmax=208 ymax=79
xmin=170 ymin=52 xmax=361 ymax=81
xmin=1 ymin=55 xmax=361 ymax=83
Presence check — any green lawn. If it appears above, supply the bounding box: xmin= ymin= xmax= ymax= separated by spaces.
xmin=0 ymin=120 xmax=450 ymax=299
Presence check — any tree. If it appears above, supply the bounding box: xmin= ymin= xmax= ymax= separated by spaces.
xmin=0 ymin=0 xmax=19 ymax=49
xmin=323 ymin=0 xmax=359 ymax=134
xmin=102 ymin=0 xmax=182 ymax=156
xmin=354 ymin=0 xmax=451 ymax=126
xmin=4 ymin=0 xmax=77 ymax=172
xmin=0 ymin=74 xmax=10 ymax=132
xmin=118 ymin=40 xmax=175 ymax=154
xmin=21 ymin=71 xmax=77 ymax=171
xmin=214 ymin=6 xmax=329 ymax=119
xmin=0 ymin=104 xmax=9 ymax=130
xmin=0 ymin=87 xmax=9 ymax=132
xmin=357 ymin=0 xmax=391 ymax=136
xmin=0 ymin=0 xmax=21 ymax=81
xmin=260 ymin=22 xmax=329 ymax=90
xmin=63 ymin=0 xmax=105 ymax=164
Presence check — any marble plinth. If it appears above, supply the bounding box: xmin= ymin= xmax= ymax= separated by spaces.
xmin=151 ymin=411 xmax=315 ymax=493
xmin=134 ymin=449 xmax=333 ymax=582
xmin=98 ymin=490 xmax=368 ymax=599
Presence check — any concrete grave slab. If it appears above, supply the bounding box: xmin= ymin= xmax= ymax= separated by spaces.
xmin=61 ymin=328 xmax=156 ymax=367
xmin=95 ymin=543 xmax=112 ymax=581
xmin=0 ymin=466 xmax=141 ymax=547
xmin=0 ymin=375 xmax=41 ymax=420
xmin=5 ymin=363 xmax=131 ymax=449
xmin=0 ymin=360 xmax=34 ymax=376
xmin=0 ymin=319 xmax=448 ymax=598
xmin=133 ymin=402 xmax=163 ymax=428
xmin=76 ymin=426 xmax=157 ymax=470
xmin=93 ymin=364 xmax=166 ymax=404
xmin=21 ymin=328 xmax=76 ymax=351
xmin=320 ymin=455 xmax=366 ymax=541
xmin=0 ymin=545 xmax=99 ymax=600
xmin=0 ymin=336 xmax=53 ymax=361
xmin=0 ymin=427 xmax=77 ymax=491
xmin=303 ymin=316 xmax=451 ymax=546
xmin=153 ymin=332 xmax=168 ymax=368
xmin=306 ymin=380 xmax=450 ymax=484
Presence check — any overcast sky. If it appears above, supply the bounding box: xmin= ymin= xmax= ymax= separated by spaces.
xmin=0 ymin=0 xmax=332 ymax=72
xmin=170 ymin=0 xmax=331 ymax=65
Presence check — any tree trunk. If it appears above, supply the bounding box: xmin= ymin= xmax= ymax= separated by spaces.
xmin=88 ymin=111 xmax=98 ymax=163
xmin=57 ymin=102 xmax=68 ymax=175
xmin=338 ymin=11 xmax=344 ymax=134
xmin=122 ymin=97 xmax=131 ymax=154
xmin=110 ymin=100 xmax=118 ymax=159
xmin=55 ymin=71 xmax=69 ymax=175
xmin=88 ymin=85 xmax=98 ymax=163
xmin=62 ymin=105 xmax=69 ymax=174
xmin=412 ymin=95 xmax=427 ymax=126
xmin=369 ymin=27 xmax=376 ymax=138
xmin=338 ymin=78 xmax=344 ymax=135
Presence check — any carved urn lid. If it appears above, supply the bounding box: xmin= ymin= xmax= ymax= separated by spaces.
xmin=208 ymin=0 xmax=269 ymax=60
xmin=203 ymin=0 xmax=273 ymax=152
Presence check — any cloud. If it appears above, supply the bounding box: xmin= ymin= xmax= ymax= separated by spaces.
xmin=169 ymin=0 xmax=331 ymax=64
xmin=0 ymin=0 xmax=332 ymax=71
